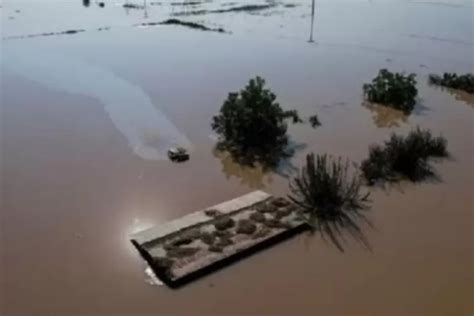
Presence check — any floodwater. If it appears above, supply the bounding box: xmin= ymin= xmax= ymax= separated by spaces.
xmin=1 ymin=0 xmax=473 ymax=315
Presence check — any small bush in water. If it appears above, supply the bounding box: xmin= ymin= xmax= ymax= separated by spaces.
xmin=361 ymin=128 xmax=448 ymax=184
xmin=309 ymin=114 xmax=321 ymax=128
xmin=211 ymin=76 xmax=299 ymax=167
xmin=429 ymin=73 xmax=474 ymax=93
xmin=363 ymin=69 xmax=418 ymax=113
xmin=289 ymin=153 xmax=371 ymax=250
xmin=282 ymin=109 xmax=303 ymax=123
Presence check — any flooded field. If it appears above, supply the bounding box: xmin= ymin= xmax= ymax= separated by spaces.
xmin=1 ymin=0 xmax=473 ymax=315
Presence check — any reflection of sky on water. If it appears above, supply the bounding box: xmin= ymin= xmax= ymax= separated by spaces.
xmin=3 ymin=0 xmax=473 ymax=64
xmin=3 ymin=51 xmax=192 ymax=160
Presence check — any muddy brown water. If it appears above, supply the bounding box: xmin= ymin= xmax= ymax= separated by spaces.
xmin=1 ymin=0 xmax=473 ymax=315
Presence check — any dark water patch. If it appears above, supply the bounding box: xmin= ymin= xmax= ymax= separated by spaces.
xmin=172 ymin=3 xmax=277 ymax=16
xmin=214 ymin=3 xmax=276 ymax=12
xmin=3 ymin=18 xmax=227 ymax=41
xmin=139 ymin=19 xmax=226 ymax=33
xmin=3 ymin=29 xmax=86 ymax=40
xmin=170 ymin=1 xmax=205 ymax=5
xmin=63 ymin=29 xmax=84 ymax=34
xmin=172 ymin=9 xmax=208 ymax=16
xmin=123 ymin=3 xmax=145 ymax=9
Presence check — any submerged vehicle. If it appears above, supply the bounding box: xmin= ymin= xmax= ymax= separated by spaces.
xmin=168 ymin=147 xmax=190 ymax=162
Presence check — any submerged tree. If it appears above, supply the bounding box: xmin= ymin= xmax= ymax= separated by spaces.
xmin=361 ymin=127 xmax=448 ymax=184
xmin=309 ymin=114 xmax=321 ymax=128
xmin=363 ymin=69 xmax=418 ymax=113
xmin=282 ymin=109 xmax=303 ymax=123
xmin=289 ymin=153 xmax=371 ymax=251
xmin=212 ymin=76 xmax=299 ymax=167
xmin=429 ymin=73 xmax=474 ymax=94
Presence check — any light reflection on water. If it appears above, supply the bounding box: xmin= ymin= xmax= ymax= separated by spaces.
xmin=145 ymin=266 xmax=164 ymax=286
xmin=123 ymin=216 xmax=164 ymax=286
xmin=128 ymin=217 xmax=155 ymax=236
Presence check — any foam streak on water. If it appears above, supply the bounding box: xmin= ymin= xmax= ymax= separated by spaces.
xmin=2 ymin=51 xmax=192 ymax=160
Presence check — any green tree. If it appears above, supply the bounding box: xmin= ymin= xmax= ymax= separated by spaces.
xmin=363 ymin=69 xmax=418 ymax=113
xmin=212 ymin=77 xmax=296 ymax=167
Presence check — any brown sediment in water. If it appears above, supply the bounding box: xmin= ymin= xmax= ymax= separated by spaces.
xmin=362 ymin=101 xmax=410 ymax=128
xmin=1 ymin=1 xmax=473 ymax=315
xmin=213 ymin=150 xmax=273 ymax=189
xmin=3 ymin=63 xmax=472 ymax=315
xmin=446 ymin=89 xmax=474 ymax=107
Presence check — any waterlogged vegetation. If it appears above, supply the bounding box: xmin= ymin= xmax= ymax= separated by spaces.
xmin=4 ymin=19 xmax=226 ymax=41
xmin=172 ymin=3 xmax=278 ymax=16
xmin=211 ymin=76 xmax=301 ymax=167
xmin=429 ymin=73 xmax=474 ymax=93
xmin=289 ymin=154 xmax=371 ymax=250
xmin=363 ymin=69 xmax=418 ymax=113
xmin=160 ymin=18 xmax=225 ymax=32
xmin=211 ymin=76 xmax=323 ymax=167
xmin=309 ymin=114 xmax=321 ymax=128
xmin=282 ymin=109 xmax=303 ymax=123
xmin=4 ymin=0 xmax=471 ymax=311
xmin=123 ymin=3 xmax=145 ymax=9
xmin=361 ymin=128 xmax=448 ymax=184
xmin=209 ymin=74 xmax=453 ymax=250
xmin=284 ymin=128 xmax=449 ymax=249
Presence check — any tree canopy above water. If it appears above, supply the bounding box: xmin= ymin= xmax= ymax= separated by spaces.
xmin=429 ymin=73 xmax=474 ymax=94
xmin=363 ymin=69 xmax=418 ymax=113
xmin=211 ymin=76 xmax=297 ymax=168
